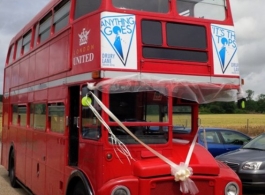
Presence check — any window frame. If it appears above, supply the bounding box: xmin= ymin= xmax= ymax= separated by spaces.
xmin=18 ymin=105 xmax=27 ymax=127
xmin=22 ymin=30 xmax=32 ymax=55
xmin=15 ymin=38 xmax=23 ymax=60
xmin=53 ymin=0 xmax=71 ymax=33
xmin=8 ymin=44 xmax=15 ymax=65
xmin=48 ymin=103 xmax=65 ymax=134
xmin=32 ymin=103 xmax=47 ymax=131
xmin=38 ymin=12 xmax=52 ymax=43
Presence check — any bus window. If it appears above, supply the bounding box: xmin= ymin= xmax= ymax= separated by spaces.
xmin=12 ymin=105 xmax=18 ymax=125
xmin=18 ymin=105 xmax=27 ymax=127
xmin=34 ymin=23 xmax=39 ymax=47
xmin=141 ymin=20 xmax=162 ymax=46
xmin=172 ymin=105 xmax=192 ymax=134
xmin=74 ymin=0 xmax=101 ymax=20
xmin=8 ymin=44 xmax=14 ymax=65
xmin=22 ymin=30 xmax=32 ymax=55
xmin=39 ymin=12 xmax=52 ymax=43
xmin=109 ymin=91 xmax=168 ymax=122
xmin=112 ymin=0 xmax=169 ymax=13
xmin=54 ymin=0 xmax=70 ymax=33
xmin=48 ymin=103 xmax=65 ymax=133
xmin=81 ymin=88 xmax=101 ymax=139
xmin=166 ymin=22 xmax=207 ymax=50
xmin=177 ymin=0 xmax=226 ymax=21
xmin=109 ymin=91 xmax=168 ymax=144
xmin=15 ymin=38 xmax=22 ymax=60
xmin=33 ymin=103 xmax=46 ymax=131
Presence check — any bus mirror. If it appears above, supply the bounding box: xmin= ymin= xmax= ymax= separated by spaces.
xmin=237 ymin=98 xmax=246 ymax=109
xmin=82 ymin=86 xmax=90 ymax=97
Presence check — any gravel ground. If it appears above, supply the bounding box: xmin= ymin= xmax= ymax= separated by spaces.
xmin=0 ymin=166 xmax=28 ymax=195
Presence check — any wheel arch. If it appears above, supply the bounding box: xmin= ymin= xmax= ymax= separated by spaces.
xmin=66 ymin=169 xmax=93 ymax=195
xmin=8 ymin=142 xmax=15 ymax=171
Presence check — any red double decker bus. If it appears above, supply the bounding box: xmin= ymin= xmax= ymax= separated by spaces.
xmin=1 ymin=0 xmax=244 ymax=195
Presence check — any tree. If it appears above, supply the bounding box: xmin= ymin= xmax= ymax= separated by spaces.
xmin=245 ymin=89 xmax=254 ymax=101
xmin=256 ymin=94 xmax=265 ymax=113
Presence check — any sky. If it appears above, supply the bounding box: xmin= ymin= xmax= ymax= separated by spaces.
xmin=0 ymin=0 xmax=264 ymax=99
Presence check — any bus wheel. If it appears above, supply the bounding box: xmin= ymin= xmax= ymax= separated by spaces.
xmin=9 ymin=150 xmax=19 ymax=188
xmin=73 ymin=181 xmax=86 ymax=195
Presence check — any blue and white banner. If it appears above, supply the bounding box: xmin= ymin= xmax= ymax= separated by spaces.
xmin=211 ymin=24 xmax=239 ymax=75
xmin=101 ymin=12 xmax=137 ymax=69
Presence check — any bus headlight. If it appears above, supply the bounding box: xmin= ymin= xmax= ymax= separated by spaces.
xmin=225 ymin=182 xmax=239 ymax=195
xmin=111 ymin=185 xmax=131 ymax=195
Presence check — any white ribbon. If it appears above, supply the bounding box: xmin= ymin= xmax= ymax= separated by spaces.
xmin=87 ymin=90 xmax=199 ymax=194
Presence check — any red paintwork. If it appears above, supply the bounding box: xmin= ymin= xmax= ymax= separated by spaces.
xmin=1 ymin=0 xmax=243 ymax=195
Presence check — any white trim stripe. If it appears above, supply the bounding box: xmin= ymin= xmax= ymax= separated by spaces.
xmin=4 ymin=71 xmax=240 ymax=97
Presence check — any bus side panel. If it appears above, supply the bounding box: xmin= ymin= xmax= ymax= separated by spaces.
xmin=28 ymin=55 xmax=36 ymax=83
xmin=79 ymin=141 xmax=104 ymax=191
xmin=15 ymin=127 xmax=27 ymax=184
xmin=48 ymin=86 xmax=67 ymax=101
xmin=25 ymin=129 xmax=33 ymax=189
xmin=35 ymin=46 xmax=50 ymax=80
xmin=1 ymin=126 xmax=8 ymax=168
xmin=70 ymin=14 xmax=100 ymax=76
xmin=1 ymin=102 xmax=9 ymax=168
xmin=19 ymin=58 xmax=29 ymax=85
xmin=49 ymin=30 xmax=70 ymax=75
xmin=11 ymin=64 xmax=19 ymax=89
xmin=31 ymin=131 xmax=47 ymax=195
xmin=46 ymin=134 xmax=66 ymax=195
xmin=9 ymin=126 xmax=17 ymax=151
xmin=4 ymin=67 xmax=11 ymax=94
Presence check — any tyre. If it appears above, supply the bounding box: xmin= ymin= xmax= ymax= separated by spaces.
xmin=73 ymin=181 xmax=86 ymax=195
xmin=9 ymin=150 xmax=19 ymax=188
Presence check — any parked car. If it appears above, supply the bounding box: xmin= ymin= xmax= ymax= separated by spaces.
xmin=171 ymin=127 xmax=251 ymax=157
xmin=215 ymin=133 xmax=265 ymax=190
xmin=197 ymin=128 xmax=251 ymax=157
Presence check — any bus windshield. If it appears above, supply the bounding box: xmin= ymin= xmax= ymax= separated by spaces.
xmin=109 ymin=91 xmax=169 ymax=144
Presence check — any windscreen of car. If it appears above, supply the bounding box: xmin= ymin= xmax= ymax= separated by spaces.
xmin=219 ymin=130 xmax=251 ymax=145
xmin=243 ymin=134 xmax=265 ymax=150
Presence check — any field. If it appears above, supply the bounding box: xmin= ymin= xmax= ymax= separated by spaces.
xmin=199 ymin=114 xmax=265 ymax=136
xmin=0 ymin=114 xmax=265 ymax=140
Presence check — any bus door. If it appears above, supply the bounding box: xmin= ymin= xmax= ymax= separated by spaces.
xmin=68 ymin=86 xmax=80 ymax=166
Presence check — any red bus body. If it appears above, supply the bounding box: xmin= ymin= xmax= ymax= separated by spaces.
xmin=1 ymin=0 xmax=243 ymax=195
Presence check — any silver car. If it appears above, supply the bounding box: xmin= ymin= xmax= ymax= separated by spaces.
xmin=216 ymin=133 xmax=265 ymax=191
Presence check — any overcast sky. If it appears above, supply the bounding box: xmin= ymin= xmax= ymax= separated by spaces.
xmin=0 ymin=0 xmax=264 ymax=99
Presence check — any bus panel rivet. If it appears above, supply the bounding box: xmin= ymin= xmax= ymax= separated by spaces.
xmin=106 ymin=153 xmax=112 ymax=160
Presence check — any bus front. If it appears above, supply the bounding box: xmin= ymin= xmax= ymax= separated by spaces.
xmin=69 ymin=0 xmax=242 ymax=195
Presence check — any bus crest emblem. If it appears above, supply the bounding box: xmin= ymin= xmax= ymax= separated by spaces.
xmin=78 ymin=28 xmax=90 ymax=46
xmin=211 ymin=24 xmax=239 ymax=75
xmin=100 ymin=12 xmax=137 ymax=69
